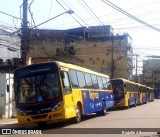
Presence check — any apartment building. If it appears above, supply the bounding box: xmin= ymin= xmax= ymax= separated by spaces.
xmin=143 ymin=59 xmax=160 ymax=89
xmin=29 ymin=25 xmax=134 ymax=79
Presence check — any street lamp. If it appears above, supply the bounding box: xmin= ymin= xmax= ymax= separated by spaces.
xmin=32 ymin=10 xmax=74 ymax=28
xmin=21 ymin=10 xmax=74 ymax=66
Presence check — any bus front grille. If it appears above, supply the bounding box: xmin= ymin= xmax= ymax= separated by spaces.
xmin=31 ymin=114 xmax=48 ymax=119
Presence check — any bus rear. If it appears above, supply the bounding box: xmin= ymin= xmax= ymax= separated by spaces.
xmin=138 ymin=84 xmax=148 ymax=104
xmin=111 ymin=79 xmax=139 ymax=108
xmin=154 ymin=90 xmax=160 ymax=99
xmin=110 ymin=79 xmax=126 ymax=107
xmin=147 ymin=87 xmax=154 ymax=102
xmin=14 ymin=62 xmax=66 ymax=126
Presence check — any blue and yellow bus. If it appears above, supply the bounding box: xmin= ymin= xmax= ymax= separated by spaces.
xmin=110 ymin=78 xmax=139 ymax=109
xmin=146 ymin=87 xmax=154 ymax=102
xmin=14 ymin=61 xmax=114 ymax=126
xmin=154 ymin=90 xmax=160 ymax=99
xmin=137 ymin=83 xmax=148 ymax=104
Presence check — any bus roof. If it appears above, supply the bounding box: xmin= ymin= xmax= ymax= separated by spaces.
xmin=136 ymin=83 xmax=147 ymax=88
xmin=16 ymin=61 xmax=110 ymax=78
xmin=111 ymin=78 xmax=137 ymax=85
xmin=57 ymin=61 xmax=110 ymax=78
xmin=146 ymin=86 xmax=154 ymax=90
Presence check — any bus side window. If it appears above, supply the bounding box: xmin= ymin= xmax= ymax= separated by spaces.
xmin=69 ymin=70 xmax=79 ymax=88
xmin=91 ymin=74 xmax=99 ymax=89
xmin=62 ymin=71 xmax=71 ymax=94
xmin=76 ymin=71 xmax=87 ymax=88
xmin=84 ymin=73 xmax=93 ymax=88
xmin=97 ymin=76 xmax=103 ymax=89
xmin=102 ymin=77 xmax=107 ymax=90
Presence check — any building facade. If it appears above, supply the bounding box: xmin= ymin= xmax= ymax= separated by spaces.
xmin=29 ymin=25 xmax=134 ymax=79
xmin=0 ymin=73 xmax=15 ymax=118
xmin=143 ymin=59 xmax=160 ymax=89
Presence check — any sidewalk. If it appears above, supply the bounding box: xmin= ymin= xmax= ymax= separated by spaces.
xmin=0 ymin=118 xmax=18 ymax=125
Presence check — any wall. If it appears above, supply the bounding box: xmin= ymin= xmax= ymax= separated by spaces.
xmin=29 ymin=28 xmax=134 ymax=80
xmin=0 ymin=73 xmax=14 ymax=118
xmin=143 ymin=59 xmax=160 ymax=89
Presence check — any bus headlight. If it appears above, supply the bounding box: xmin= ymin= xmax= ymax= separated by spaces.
xmin=16 ymin=108 xmax=27 ymax=116
xmin=52 ymin=101 xmax=63 ymax=111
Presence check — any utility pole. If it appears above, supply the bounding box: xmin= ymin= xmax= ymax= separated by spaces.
xmin=111 ymin=34 xmax=114 ymax=79
xmin=152 ymin=68 xmax=154 ymax=88
xmin=135 ymin=54 xmax=138 ymax=82
xmin=21 ymin=0 xmax=28 ymax=66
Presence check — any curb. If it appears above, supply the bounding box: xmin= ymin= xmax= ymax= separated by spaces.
xmin=0 ymin=118 xmax=18 ymax=124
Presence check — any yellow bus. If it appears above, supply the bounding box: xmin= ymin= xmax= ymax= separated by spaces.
xmin=137 ymin=83 xmax=148 ymax=104
xmin=147 ymin=86 xmax=154 ymax=102
xmin=14 ymin=61 xmax=114 ymax=126
xmin=110 ymin=78 xmax=139 ymax=109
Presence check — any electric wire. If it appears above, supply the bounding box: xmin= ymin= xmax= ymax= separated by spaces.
xmin=81 ymin=0 xmax=104 ymax=25
xmin=56 ymin=0 xmax=83 ymax=27
xmin=28 ymin=0 xmax=36 ymax=27
xmin=77 ymin=0 xmax=101 ymax=25
xmin=42 ymin=1 xmax=160 ymax=29
xmin=60 ymin=0 xmax=89 ymax=27
xmin=101 ymin=0 xmax=160 ymax=33
xmin=0 ymin=10 xmax=22 ymax=20
xmin=44 ymin=0 xmax=53 ymax=28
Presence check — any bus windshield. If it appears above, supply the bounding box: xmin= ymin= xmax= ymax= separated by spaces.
xmin=111 ymin=80 xmax=124 ymax=98
xmin=16 ymin=73 xmax=60 ymax=104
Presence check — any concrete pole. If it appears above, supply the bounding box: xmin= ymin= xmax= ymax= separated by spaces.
xmin=21 ymin=0 xmax=28 ymax=66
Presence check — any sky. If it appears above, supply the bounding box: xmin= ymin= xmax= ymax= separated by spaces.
xmin=1 ymin=0 xmax=160 ymax=73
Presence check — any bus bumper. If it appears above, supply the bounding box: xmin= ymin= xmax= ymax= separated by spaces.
xmin=17 ymin=111 xmax=65 ymax=125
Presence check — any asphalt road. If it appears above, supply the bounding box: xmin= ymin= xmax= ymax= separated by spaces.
xmin=1 ymin=99 xmax=160 ymax=137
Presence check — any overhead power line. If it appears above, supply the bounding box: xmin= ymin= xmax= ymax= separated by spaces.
xmin=101 ymin=0 xmax=160 ymax=33
xmin=60 ymin=0 xmax=89 ymax=27
xmin=81 ymin=0 xmax=104 ymax=25
xmin=0 ymin=10 xmax=22 ymax=20
xmin=56 ymin=0 xmax=83 ymax=27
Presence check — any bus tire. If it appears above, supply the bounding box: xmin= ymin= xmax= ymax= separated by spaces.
xmin=134 ymin=99 xmax=136 ymax=107
xmin=127 ymin=99 xmax=130 ymax=109
xmin=144 ymin=99 xmax=147 ymax=104
xmin=74 ymin=105 xmax=82 ymax=123
xmin=141 ymin=98 xmax=143 ymax=105
xmin=99 ymin=102 xmax=107 ymax=116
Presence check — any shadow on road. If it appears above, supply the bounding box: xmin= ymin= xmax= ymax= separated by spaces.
xmin=0 ymin=112 xmax=110 ymax=131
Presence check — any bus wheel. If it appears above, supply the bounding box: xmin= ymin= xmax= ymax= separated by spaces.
xmin=100 ymin=102 xmax=107 ymax=116
xmin=144 ymin=99 xmax=147 ymax=104
xmin=141 ymin=98 xmax=144 ymax=105
xmin=134 ymin=99 xmax=137 ymax=107
xmin=127 ymin=99 xmax=130 ymax=109
xmin=74 ymin=105 xmax=81 ymax=123
xmin=37 ymin=121 xmax=47 ymax=128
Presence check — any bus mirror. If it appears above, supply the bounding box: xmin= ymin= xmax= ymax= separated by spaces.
xmin=7 ymin=84 xmax=10 ymax=92
xmin=124 ymin=84 xmax=126 ymax=88
xmin=60 ymin=71 xmax=65 ymax=79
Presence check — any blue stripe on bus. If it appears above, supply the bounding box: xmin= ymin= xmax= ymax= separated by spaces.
xmin=81 ymin=90 xmax=114 ymax=114
xmin=129 ymin=95 xmax=139 ymax=105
